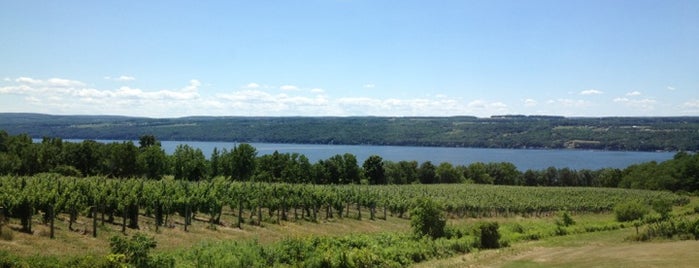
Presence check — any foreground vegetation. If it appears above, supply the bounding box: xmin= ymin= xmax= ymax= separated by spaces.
xmin=2 ymin=132 xmax=699 ymax=195
xmin=1 ymin=129 xmax=698 ymax=266
xmin=2 ymin=113 xmax=698 ymax=151
xmin=0 ymin=174 xmax=695 ymax=267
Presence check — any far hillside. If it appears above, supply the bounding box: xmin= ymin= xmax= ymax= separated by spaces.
xmin=1 ymin=113 xmax=698 ymax=151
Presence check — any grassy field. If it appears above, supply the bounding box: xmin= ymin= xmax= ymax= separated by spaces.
xmin=417 ymin=227 xmax=699 ymax=268
xmin=0 ymin=206 xmax=411 ymax=259
xmin=1 ymin=189 xmax=697 ymax=267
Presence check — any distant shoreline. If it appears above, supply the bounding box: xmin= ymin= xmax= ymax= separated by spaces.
xmin=3 ymin=113 xmax=699 ymax=152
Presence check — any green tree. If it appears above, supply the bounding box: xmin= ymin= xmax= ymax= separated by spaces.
xmin=342 ymin=153 xmax=361 ymax=184
xmin=436 ymin=162 xmax=462 ymax=183
xmin=418 ymin=161 xmax=436 ymax=184
xmin=138 ymin=134 xmax=159 ymax=148
xmin=109 ymin=233 xmax=164 ymax=268
xmin=614 ymin=201 xmax=650 ymax=222
xmin=231 ymin=144 xmax=257 ymax=181
xmin=209 ymin=147 xmax=222 ymax=178
xmin=363 ymin=155 xmax=386 ymax=185
xmin=486 ymin=162 xmax=521 ymax=185
xmin=104 ymin=141 xmax=139 ymax=178
xmin=410 ymin=197 xmax=446 ymax=238
xmin=173 ymin=144 xmax=208 ymax=181
xmin=465 ymin=162 xmax=493 ymax=184
xmin=138 ymin=145 xmax=169 ymax=180
xmin=477 ymin=222 xmax=501 ymax=249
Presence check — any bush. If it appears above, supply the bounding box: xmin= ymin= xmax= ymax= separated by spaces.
xmin=652 ymin=199 xmax=672 ymax=220
xmin=476 ymin=222 xmax=501 ymax=249
xmin=109 ymin=233 xmax=174 ymax=268
xmin=557 ymin=211 xmax=575 ymax=227
xmin=615 ymin=201 xmax=650 ymax=222
xmin=0 ymin=227 xmax=13 ymax=241
xmin=410 ymin=197 xmax=446 ymax=239
xmin=51 ymin=165 xmax=83 ymax=177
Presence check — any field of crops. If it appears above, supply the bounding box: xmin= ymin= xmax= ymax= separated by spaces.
xmin=0 ymin=175 xmax=688 ymax=237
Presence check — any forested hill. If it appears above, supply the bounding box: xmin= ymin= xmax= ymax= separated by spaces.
xmin=1 ymin=113 xmax=698 ymax=151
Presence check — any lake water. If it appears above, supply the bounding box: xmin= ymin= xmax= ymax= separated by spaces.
xmin=157 ymin=141 xmax=673 ymax=171
xmin=53 ymin=139 xmax=674 ymax=171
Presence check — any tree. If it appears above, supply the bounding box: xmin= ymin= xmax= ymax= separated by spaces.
xmin=614 ymin=201 xmax=649 ymax=222
xmin=477 ymin=222 xmax=501 ymax=249
xmin=465 ymin=162 xmax=493 ymax=184
xmin=410 ymin=197 xmax=446 ymax=238
xmin=231 ymin=144 xmax=257 ymax=181
xmin=104 ymin=141 xmax=139 ymax=178
xmin=38 ymin=137 xmax=63 ymax=173
xmin=109 ymin=233 xmax=163 ymax=268
xmin=418 ymin=161 xmax=436 ymax=184
xmin=209 ymin=147 xmax=221 ymax=178
xmin=436 ymin=162 xmax=462 ymax=183
xmin=323 ymin=155 xmax=343 ymax=184
xmin=398 ymin=160 xmax=419 ymax=184
xmin=597 ymin=168 xmax=622 ymax=188
xmin=384 ymin=161 xmax=405 ymax=184
xmin=363 ymin=155 xmax=386 ymax=185
xmin=138 ymin=135 xmax=159 ymax=148
xmin=342 ymin=153 xmax=361 ymax=184
xmin=138 ymin=145 xmax=168 ymax=180
xmin=523 ymin=169 xmax=539 ymax=186
xmin=173 ymin=144 xmax=207 ymax=181
xmin=486 ymin=162 xmax=521 ymax=185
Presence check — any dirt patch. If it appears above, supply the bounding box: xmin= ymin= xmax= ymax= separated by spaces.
xmin=508 ymin=240 xmax=699 ymax=268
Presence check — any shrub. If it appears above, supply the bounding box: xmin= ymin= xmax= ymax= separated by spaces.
xmin=651 ymin=199 xmax=672 ymax=220
xmin=51 ymin=165 xmax=83 ymax=177
xmin=109 ymin=233 xmax=174 ymax=268
xmin=615 ymin=201 xmax=650 ymax=222
xmin=0 ymin=227 xmax=12 ymax=241
xmin=510 ymin=223 xmax=525 ymax=234
xmin=410 ymin=197 xmax=446 ymax=239
xmin=558 ymin=211 xmax=575 ymax=227
xmin=476 ymin=222 xmax=501 ymax=249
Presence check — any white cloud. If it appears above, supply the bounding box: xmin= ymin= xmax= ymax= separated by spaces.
xmin=667 ymin=86 xmax=676 ymax=91
xmin=625 ymin=91 xmax=641 ymax=96
xmin=467 ymin=100 xmax=508 ymax=111
xmin=280 ymin=85 xmax=299 ymax=91
xmin=16 ymin=77 xmax=42 ymax=85
xmin=363 ymin=84 xmax=376 ymax=88
xmin=105 ymin=75 xmax=135 ymax=81
xmin=579 ymin=89 xmax=603 ymax=95
xmin=613 ymin=97 xmax=656 ymax=110
xmin=523 ymin=98 xmax=537 ymax=107
xmin=245 ymin=82 xmax=260 ymax=89
xmin=549 ymin=99 xmax=591 ymax=108
xmin=682 ymin=100 xmax=699 ymax=109
xmin=3 ymin=77 xmax=10 ymax=82
xmin=1 ymin=76 xmax=515 ymax=117
xmin=15 ymin=77 xmax=85 ymax=87
xmin=0 ymin=76 xmax=205 ymax=116
xmin=117 ymin=75 xmax=135 ymax=81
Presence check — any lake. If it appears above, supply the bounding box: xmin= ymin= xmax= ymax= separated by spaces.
xmin=153 ymin=141 xmax=674 ymax=171
xmin=54 ymin=139 xmax=675 ymax=170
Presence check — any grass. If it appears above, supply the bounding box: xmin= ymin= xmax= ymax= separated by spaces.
xmin=1 ymin=196 xmax=697 ymax=267
xmin=416 ymin=198 xmax=699 ymax=268
xmin=0 ymin=206 xmax=411 ymax=260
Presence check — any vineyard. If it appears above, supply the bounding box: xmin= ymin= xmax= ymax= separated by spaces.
xmin=0 ymin=175 xmax=688 ymax=239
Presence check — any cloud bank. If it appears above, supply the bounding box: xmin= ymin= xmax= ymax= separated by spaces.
xmin=0 ymin=76 xmax=511 ymax=117
xmin=2 ymin=76 xmax=695 ymax=117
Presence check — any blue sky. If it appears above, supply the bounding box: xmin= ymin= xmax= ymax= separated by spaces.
xmin=1 ymin=0 xmax=698 ymax=117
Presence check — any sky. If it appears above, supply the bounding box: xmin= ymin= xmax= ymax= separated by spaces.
xmin=1 ymin=0 xmax=698 ymax=118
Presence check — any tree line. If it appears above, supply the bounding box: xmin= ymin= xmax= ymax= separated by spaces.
xmin=1 ymin=131 xmax=697 ymax=193
xmin=3 ymin=114 xmax=699 ymax=151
